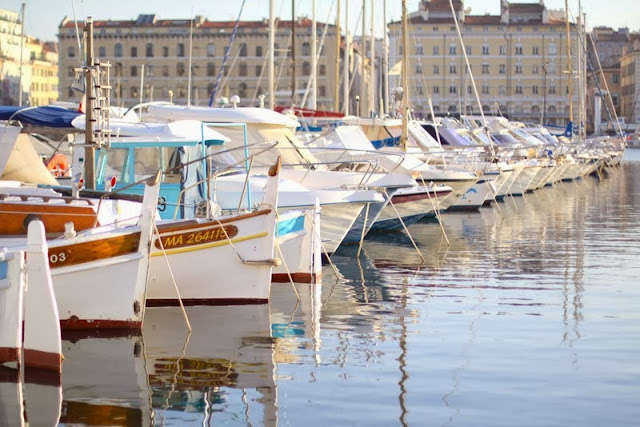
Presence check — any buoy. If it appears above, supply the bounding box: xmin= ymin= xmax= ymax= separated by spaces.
xmin=46 ymin=153 xmax=70 ymax=177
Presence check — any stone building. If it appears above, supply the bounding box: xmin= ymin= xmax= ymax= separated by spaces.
xmin=387 ymin=0 xmax=580 ymax=126
xmin=0 ymin=8 xmax=58 ymax=106
xmin=57 ymin=14 xmax=341 ymax=110
xmin=620 ymin=36 xmax=640 ymax=126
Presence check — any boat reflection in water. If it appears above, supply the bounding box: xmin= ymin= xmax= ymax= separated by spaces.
xmin=57 ymin=304 xmax=278 ymax=425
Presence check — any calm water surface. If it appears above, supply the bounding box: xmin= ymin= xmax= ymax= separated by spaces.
xmin=14 ymin=152 xmax=640 ymax=426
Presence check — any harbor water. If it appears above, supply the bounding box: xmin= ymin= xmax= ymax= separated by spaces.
xmin=12 ymin=151 xmax=640 ymax=426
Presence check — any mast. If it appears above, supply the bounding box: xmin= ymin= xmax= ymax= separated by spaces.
xmin=84 ymin=17 xmax=96 ymax=189
xmin=269 ymin=0 xmax=275 ymax=109
xmin=334 ymin=0 xmax=341 ymax=111
xmin=564 ymin=0 xmax=574 ymax=128
xmin=311 ymin=0 xmax=317 ymax=110
xmin=291 ymin=0 xmax=296 ymax=106
xmin=18 ymin=3 xmax=25 ymax=106
xmin=400 ymin=0 xmax=408 ymax=151
xmin=360 ymin=0 xmax=366 ymax=116
xmin=343 ymin=0 xmax=350 ymax=115
xmin=383 ymin=0 xmax=389 ymax=116
xmin=369 ymin=0 xmax=375 ymax=117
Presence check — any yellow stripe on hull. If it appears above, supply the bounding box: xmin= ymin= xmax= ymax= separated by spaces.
xmin=150 ymin=232 xmax=269 ymax=257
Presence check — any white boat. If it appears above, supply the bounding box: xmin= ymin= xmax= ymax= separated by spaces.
xmin=0 ymin=173 xmax=160 ymax=329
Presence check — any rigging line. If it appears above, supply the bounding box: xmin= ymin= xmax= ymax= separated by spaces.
xmin=208 ymin=0 xmax=247 ymax=106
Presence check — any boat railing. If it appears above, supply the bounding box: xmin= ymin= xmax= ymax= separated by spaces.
xmin=171 ymin=141 xmax=279 ymax=219
xmin=299 ymin=144 xmax=408 ymax=174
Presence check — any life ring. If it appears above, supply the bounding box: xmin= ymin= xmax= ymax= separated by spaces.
xmin=46 ymin=153 xmax=70 ymax=177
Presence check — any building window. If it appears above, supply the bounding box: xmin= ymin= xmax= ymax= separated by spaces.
xmin=549 ymin=86 xmax=556 ymax=94
xmin=416 ymin=86 xmax=424 ymax=96
xmin=131 ymin=87 xmax=138 ymax=98
xmin=548 ymin=43 xmax=557 ymax=56
xmin=467 ymin=85 xmax=472 ymax=94
xmin=239 ymin=43 xmax=247 ymax=57
xmin=416 ymin=44 xmax=423 ymax=55
xmin=433 ymin=64 xmax=439 ymax=74
xmin=449 ymin=45 xmax=456 ymax=55
xmin=433 ymin=46 xmax=439 ymax=55
xmin=255 ymin=64 xmax=263 ymax=76
xmin=499 ymin=85 xmax=506 ymax=95
xmin=532 ymin=85 xmax=539 ymax=94
xmin=466 ymin=45 xmax=472 ymax=55
xmin=163 ymin=46 xmax=169 ymax=57
xmin=433 ymin=27 xmax=439 ymax=32
xmin=274 ymin=43 xmax=280 ymax=57
xmin=433 ymin=86 xmax=440 ymax=94
xmin=482 ymin=45 xmax=490 ymax=55
xmin=207 ymin=62 xmax=215 ymax=76
xmin=302 ymin=61 xmax=311 ymax=76
xmin=515 ymin=85 xmax=523 ymax=94
xmin=239 ymin=63 xmax=248 ymax=77
xmin=146 ymin=65 xmax=154 ymax=76
xmin=68 ymin=46 xmax=75 ymax=57
xmin=256 ymin=46 xmax=263 ymax=57
xmin=131 ymin=46 xmax=138 ymax=57
xmin=448 ymin=105 xmax=457 ymax=112
xmin=98 ymin=46 xmax=106 ymax=57
xmin=68 ymin=66 xmax=74 ymax=77
xmin=207 ymin=43 xmax=215 ymax=56
xmin=319 ymin=64 xmax=326 ymax=76
xmin=532 ymin=46 xmax=539 ymax=55
xmin=239 ymin=82 xmax=247 ymax=98
xmin=612 ymin=73 xmax=620 ymax=84
xmin=416 ymin=64 xmax=423 ymax=74
xmin=115 ymin=43 xmax=123 ymax=57
xmin=319 ymin=85 xmax=327 ymax=97
xmin=482 ymin=85 xmax=489 ymax=95
xmin=515 ymin=46 xmax=523 ymax=55
xmin=449 ymin=85 xmax=457 ymax=94
xmin=515 ymin=65 xmax=523 ymax=74
xmin=482 ymin=64 xmax=489 ymax=74
xmin=499 ymin=64 xmax=506 ymax=74
xmin=131 ymin=66 xmax=137 ymax=77
xmin=163 ymin=65 xmax=169 ymax=77
xmin=146 ymin=43 xmax=153 ymax=57
xmin=177 ymin=62 xmax=185 ymax=76
xmin=449 ymin=64 xmax=457 ymax=74
xmin=499 ymin=45 xmax=506 ymax=55
xmin=532 ymin=65 xmax=539 ymax=74
xmin=177 ymin=43 xmax=185 ymax=57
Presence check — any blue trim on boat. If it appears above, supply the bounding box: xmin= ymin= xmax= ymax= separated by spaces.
xmin=277 ymin=215 xmax=305 ymax=237
xmin=0 ymin=261 xmax=8 ymax=280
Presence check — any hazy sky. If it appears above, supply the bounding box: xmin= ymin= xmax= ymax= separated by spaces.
xmin=4 ymin=0 xmax=638 ymax=43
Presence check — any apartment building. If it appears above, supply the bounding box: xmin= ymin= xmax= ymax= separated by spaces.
xmin=57 ymin=14 xmax=340 ymax=110
xmin=0 ymin=8 xmax=58 ymax=106
xmin=620 ymin=37 xmax=640 ymax=126
xmin=388 ymin=0 xmax=580 ymax=126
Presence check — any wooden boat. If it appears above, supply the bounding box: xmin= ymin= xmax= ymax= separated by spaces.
xmin=0 ymin=173 xmax=161 ymax=329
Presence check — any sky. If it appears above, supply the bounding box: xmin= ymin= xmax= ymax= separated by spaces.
xmin=3 ymin=0 xmax=638 ymax=43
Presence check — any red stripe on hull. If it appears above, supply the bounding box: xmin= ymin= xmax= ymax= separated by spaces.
xmin=23 ymin=349 xmax=62 ymax=372
xmin=0 ymin=347 xmax=20 ymax=365
xmin=392 ymin=191 xmax=452 ymax=205
xmin=24 ymin=367 xmax=62 ymax=387
xmin=59 ymin=319 xmax=142 ymax=330
xmin=146 ymin=298 xmax=268 ymax=307
xmin=271 ymin=272 xmax=321 ymax=284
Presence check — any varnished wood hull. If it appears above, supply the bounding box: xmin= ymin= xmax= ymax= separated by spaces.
xmin=0 ymin=201 xmax=98 ymax=236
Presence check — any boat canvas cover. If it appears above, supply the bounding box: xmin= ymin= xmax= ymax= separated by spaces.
xmin=0 ymin=106 xmax=81 ymax=128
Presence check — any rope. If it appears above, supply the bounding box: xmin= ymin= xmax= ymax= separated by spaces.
xmin=152 ymin=220 xmax=191 ymax=331
xmin=419 ymin=178 xmax=450 ymax=247
xmin=381 ymin=189 xmax=424 ymax=263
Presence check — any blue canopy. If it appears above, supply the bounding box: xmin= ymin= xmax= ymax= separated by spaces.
xmin=0 ymin=105 xmax=81 ymax=128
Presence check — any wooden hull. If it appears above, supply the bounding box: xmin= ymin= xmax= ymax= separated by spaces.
xmin=0 ymin=200 xmax=98 ymax=236
xmin=47 ymin=230 xmax=149 ymax=329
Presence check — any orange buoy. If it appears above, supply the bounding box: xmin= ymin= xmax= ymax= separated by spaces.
xmin=46 ymin=153 xmax=70 ymax=177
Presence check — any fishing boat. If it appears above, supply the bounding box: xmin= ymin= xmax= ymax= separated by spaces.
xmin=0 ymin=173 xmax=161 ymax=329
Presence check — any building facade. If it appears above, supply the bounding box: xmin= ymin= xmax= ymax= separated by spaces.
xmin=387 ymin=0 xmax=580 ymax=126
xmin=57 ymin=14 xmax=341 ymax=110
xmin=0 ymin=8 xmax=58 ymax=106
xmin=620 ymin=38 xmax=640 ymax=126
